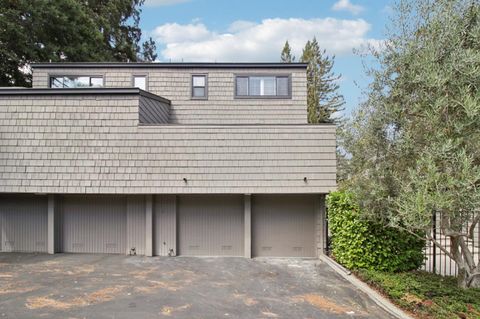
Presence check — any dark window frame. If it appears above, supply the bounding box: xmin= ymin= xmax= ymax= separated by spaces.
xmin=49 ymin=75 xmax=105 ymax=88
xmin=191 ymin=74 xmax=208 ymax=100
xmin=234 ymin=74 xmax=292 ymax=99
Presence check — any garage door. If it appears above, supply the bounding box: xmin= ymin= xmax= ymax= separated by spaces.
xmin=178 ymin=195 xmax=244 ymax=256
xmin=0 ymin=195 xmax=48 ymax=252
xmin=59 ymin=196 xmax=127 ymax=254
xmin=252 ymin=195 xmax=316 ymax=257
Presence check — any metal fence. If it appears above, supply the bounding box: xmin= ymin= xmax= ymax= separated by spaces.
xmin=422 ymin=214 xmax=479 ymax=277
xmin=325 ymin=208 xmax=480 ymax=277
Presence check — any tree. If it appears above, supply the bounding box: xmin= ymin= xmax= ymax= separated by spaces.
xmin=343 ymin=0 xmax=480 ymax=288
xmin=300 ymin=38 xmax=344 ymax=123
xmin=280 ymin=40 xmax=295 ymax=62
xmin=140 ymin=37 xmax=158 ymax=62
xmin=0 ymin=0 xmax=156 ymax=86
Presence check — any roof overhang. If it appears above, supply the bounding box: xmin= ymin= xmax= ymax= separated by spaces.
xmin=0 ymin=88 xmax=170 ymax=104
xmin=31 ymin=62 xmax=308 ymax=69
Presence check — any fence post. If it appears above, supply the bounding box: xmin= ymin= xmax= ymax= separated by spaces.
xmin=325 ymin=205 xmax=329 ymax=255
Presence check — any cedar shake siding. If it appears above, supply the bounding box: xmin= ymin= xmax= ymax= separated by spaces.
xmin=31 ymin=63 xmax=308 ymax=124
xmin=0 ymin=62 xmax=334 ymax=257
xmin=0 ymin=92 xmax=335 ymax=194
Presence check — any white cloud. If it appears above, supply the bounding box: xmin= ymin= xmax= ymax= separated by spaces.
xmin=151 ymin=18 xmax=380 ymax=62
xmin=332 ymin=0 xmax=365 ymax=15
xmin=144 ymin=0 xmax=191 ymax=7
xmin=154 ymin=22 xmax=213 ymax=43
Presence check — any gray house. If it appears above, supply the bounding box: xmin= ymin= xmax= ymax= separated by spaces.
xmin=0 ymin=62 xmax=336 ymax=258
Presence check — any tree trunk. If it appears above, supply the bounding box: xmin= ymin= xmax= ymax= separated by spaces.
xmin=469 ymin=275 xmax=480 ymax=288
xmin=457 ymin=268 xmax=468 ymax=289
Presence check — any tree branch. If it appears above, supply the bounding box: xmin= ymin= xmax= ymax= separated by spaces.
xmin=468 ymin=214 xmax=480 ymax=240
xmin=458 ymin=236 xmax=476 ymax=271
xmin=393 ymin=224 xmax=458 ymax=261
xmin=426 ymin=233 xmax=457 ymax=261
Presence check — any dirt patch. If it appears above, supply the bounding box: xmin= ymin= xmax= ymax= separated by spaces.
xmin=0 ymin=282 xmax=37 ymax=295
xmin=130 ymin=268 xmax=156 ymax=280
xmin=65 ymin=264 xmax=95 ymax=275
xmin=160 ymin=304 xmax=191 ymax=316
xmin=25 ymin=286 xmax=126 ymax=310
xmin=135 ymin=280 xmax=182 ymax=293
xmin=261 ymin=310 xmax=279 ymax=317
xmin=233 ymin=293 xmax=258 ymax=306
xmin=292 ymin=294 xmax=353 ymax=315
xmin=402 ymin=293 xmax=423 ymax=305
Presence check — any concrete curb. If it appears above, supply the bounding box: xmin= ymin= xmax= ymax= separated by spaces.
xmin=319 ymin=255 xmax=414 ymax=319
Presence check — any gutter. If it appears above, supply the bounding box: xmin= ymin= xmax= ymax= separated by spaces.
xmin=30 ymin=62 xmax=309 ymax=69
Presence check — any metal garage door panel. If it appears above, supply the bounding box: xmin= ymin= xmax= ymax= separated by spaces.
xmin=178 ymin=195 xmax=244 ymax=256
xmin=0 ymin=195 xmax=48 ymax=252
xmin=154 ymin=195 xmax=177 ymax=256
xmin=60 ymin=196 xmax=127 ymax=254
xmin=252 ymin=195 xmax=315 ymax=257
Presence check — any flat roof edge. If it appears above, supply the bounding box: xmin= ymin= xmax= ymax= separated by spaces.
xmin=0 ymin=88 xmax=171 ymax=104
xmin=31 ymin=62 xmax=308 ymax=69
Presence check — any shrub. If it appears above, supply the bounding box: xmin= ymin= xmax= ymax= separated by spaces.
xmin=327 ymin=190 xmax=424 ymax=272
xmin=356 ymin=269 xmax=480 ymax=319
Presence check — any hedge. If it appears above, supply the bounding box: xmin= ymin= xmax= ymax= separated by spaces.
xmin=327 ymin=190 xmax=424 ymax=272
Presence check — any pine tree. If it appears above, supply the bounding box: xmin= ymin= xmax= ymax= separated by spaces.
xmin=140 ymin=37 xmax=158 ymax=62
xmin=300 ymin=37 xmax=344 ymax=123
xmin=280 ymin=40 xmax=295 ymax=62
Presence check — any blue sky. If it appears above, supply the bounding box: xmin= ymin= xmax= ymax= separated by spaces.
xmin=139 ymin=0 xmax=394 ymax=115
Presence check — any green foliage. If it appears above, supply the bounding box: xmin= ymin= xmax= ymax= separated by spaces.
xmin=141 ymin=37 xmax=158 ymax=62
xmin=327 ymin=191 xmax=424 ymax=272
xmin=341 ymin=0 xmax=480 ymax=287
xmin=0 ymin=0 xmax=155 ymax=86
xmin=300 ymin=37 xmax=344 ymax=123
xmin=280 ymin=40 xmax=295 ymax=63
xmin=356 ymin=269 xmax=480 ymax=319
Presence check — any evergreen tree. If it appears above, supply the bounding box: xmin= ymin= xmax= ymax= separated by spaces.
xmin=300 ymin=37 xmax=344 ymax=123
xmin=280 ymin=40 xmax=295 ymax=62
xmin=140 ymin=37 xmax=158 ymax=62
xmin=0 ymin=0 xmax=153 ymax=86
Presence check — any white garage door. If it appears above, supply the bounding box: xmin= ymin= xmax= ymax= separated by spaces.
xmin=178 ymin=195 xmax=244 ymax=256
xmin=59 ymin=195 xmax=127 ymax=254
xmin=252 ymin=195 xmax=316 ymax=257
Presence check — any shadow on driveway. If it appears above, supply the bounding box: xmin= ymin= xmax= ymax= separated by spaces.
xmin=0 ymin=253 xmax=394 ymax=318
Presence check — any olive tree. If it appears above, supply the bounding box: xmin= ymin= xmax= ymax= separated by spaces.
xmin=343 ymin=0 xmax=480 ymax=288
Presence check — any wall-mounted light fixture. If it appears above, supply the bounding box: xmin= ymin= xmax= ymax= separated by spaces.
xmin=183 ymin=178 xmax=188 ymax=183
xmin=303 ymin=177 xmax=308 ymax=183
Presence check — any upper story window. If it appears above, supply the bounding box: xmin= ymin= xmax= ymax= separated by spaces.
xmin=191 ymin=74 xmax=207 ymax=99
xmin=133 ymin=75 xmax=147 ymax=90
xmin=50 ymin=76 xmax=103 ymax=88
xmin=235 ymin=75 xmax=290 ymax=98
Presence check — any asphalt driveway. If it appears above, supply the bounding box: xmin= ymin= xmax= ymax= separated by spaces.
xmin=0 ymin=253 xmax=394 ymax=319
